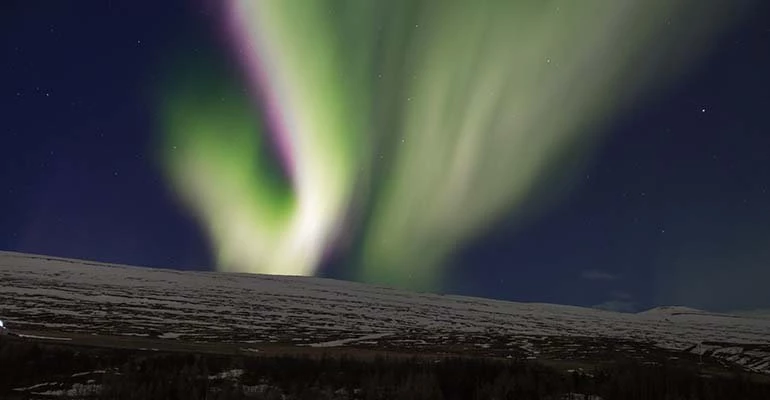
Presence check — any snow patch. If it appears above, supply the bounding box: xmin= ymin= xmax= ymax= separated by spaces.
xmin=306 ymin=332 xmax=393 ymax=348
xmin=158 ymin=332 xmax=183 ymax=339
xmin=210 ymin=369 xmax=245 ymax=380
xmin=18 ymin=334 xmax=72 ymax=341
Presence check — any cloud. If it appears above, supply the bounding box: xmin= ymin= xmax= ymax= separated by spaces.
xmin=581 ymin=270 xmax=619 ymax=281
xmin=592 ymin=300 xmax=638 ymax=313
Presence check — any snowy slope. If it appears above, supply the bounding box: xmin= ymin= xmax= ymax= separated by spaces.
xmin=0 ymin=251 xmax=768 ymax=373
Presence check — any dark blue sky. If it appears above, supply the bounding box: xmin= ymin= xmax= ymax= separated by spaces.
xmin=2 ymin=1 xmax=769 ymax=312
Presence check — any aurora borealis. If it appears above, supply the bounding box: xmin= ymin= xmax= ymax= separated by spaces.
xmin=159 ymin=0 xmax=740 ymax=289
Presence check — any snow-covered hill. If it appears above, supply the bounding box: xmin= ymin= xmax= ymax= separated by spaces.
xmin=0 ymin=251 xmax=768 ymax=373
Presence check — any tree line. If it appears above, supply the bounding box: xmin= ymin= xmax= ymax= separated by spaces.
xmin=1 ymin=336 xmax=769 ymax=399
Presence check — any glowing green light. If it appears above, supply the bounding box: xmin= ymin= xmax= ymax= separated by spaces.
xmin=159 ymin=0 xmax=740 ymax=288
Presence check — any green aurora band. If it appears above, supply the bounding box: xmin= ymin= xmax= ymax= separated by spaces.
xmin=160 ymin=0 xmax=742 ymax=289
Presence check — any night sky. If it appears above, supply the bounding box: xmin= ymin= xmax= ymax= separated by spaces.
xmin=2 ymin=1 xmax=769 ymax=313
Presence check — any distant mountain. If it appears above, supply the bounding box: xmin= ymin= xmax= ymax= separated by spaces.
xmin=733 ymin=310 xmax=770 ymax=320
xmin=0 ymin=251 xmax=768 ymax=374
xmin=638 ymin=306 xmax=710 ymax=316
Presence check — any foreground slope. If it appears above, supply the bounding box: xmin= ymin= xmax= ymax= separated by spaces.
xmin=0 ymin=251 xmax=768 ymax=374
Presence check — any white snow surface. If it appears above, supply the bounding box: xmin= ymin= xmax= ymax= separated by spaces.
xmin=307 ymin=332 xmax=394 ymax=348
xmin=209 ymin=369 xmax=245 ymax=380
xmin=18 ymin=333 xmax=72 ymax=341
xmin=1 ymin=251 xmax=769 ymax=373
